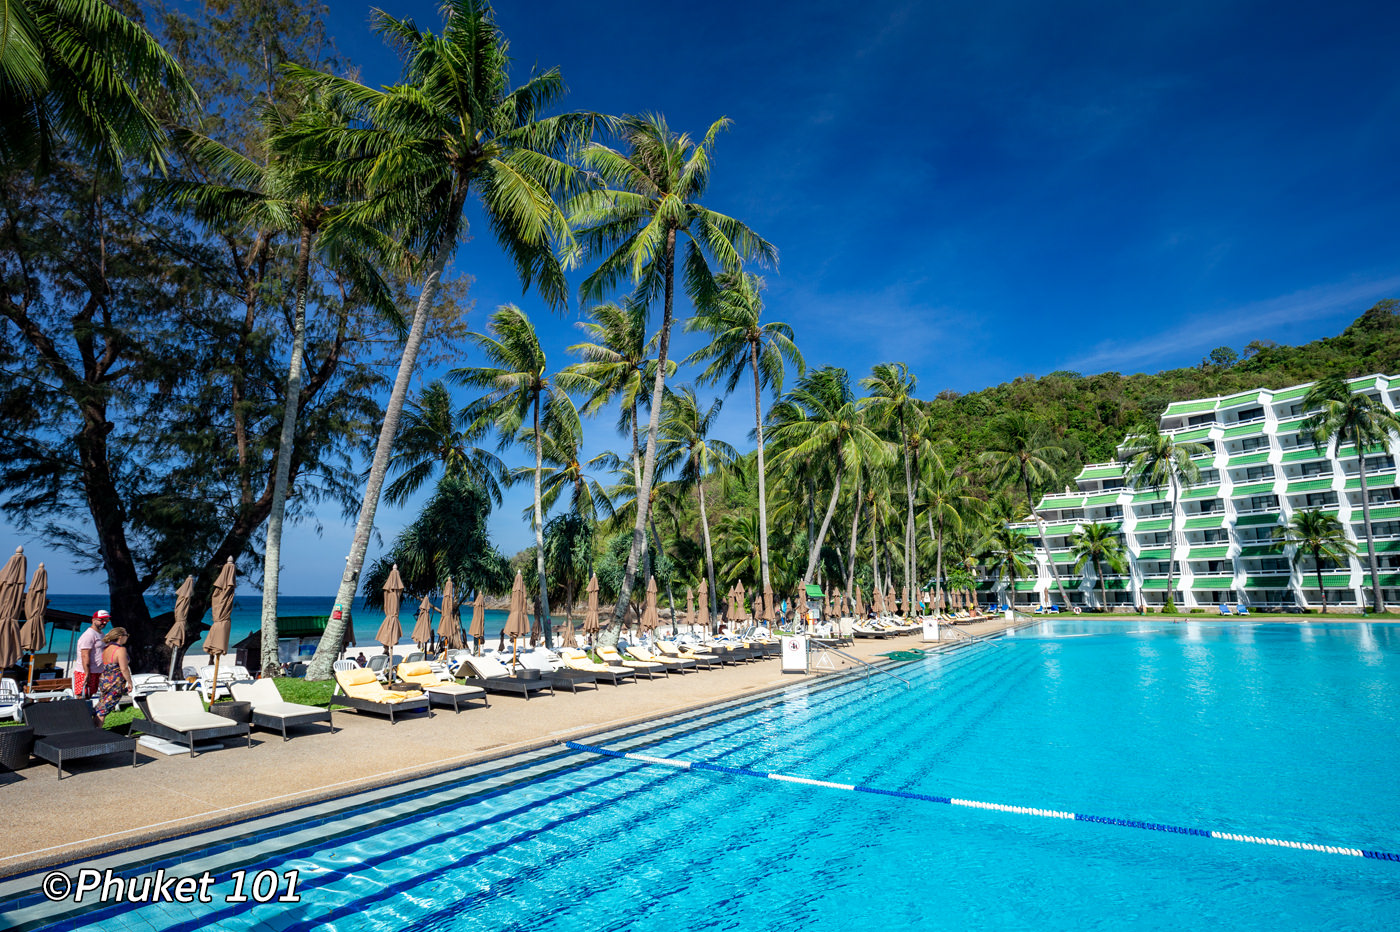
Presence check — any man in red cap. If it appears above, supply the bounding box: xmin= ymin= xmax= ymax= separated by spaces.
xmin=73 ymin=610 xmax=110 ymax=698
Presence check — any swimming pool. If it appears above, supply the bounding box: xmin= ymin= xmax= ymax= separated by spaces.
xmin=3 ymin=620 xmax=1396 ymax=931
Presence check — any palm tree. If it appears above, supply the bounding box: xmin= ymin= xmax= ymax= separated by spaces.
xmin=564 ymin=297 xmax=671 ymax=564
xmin=1302 ymin=377 xmax=1400 ymax=612
xmin=980 ymin=413 xmax=1070 ymax=609
xmin=1 ymin=0 xmax=195 ymax=169
xmin=684 ymin=272 xmax=803 ymax=594
xmin=453 ymin=305 xmax=585 ymax=648
xmin=659 ymin=387 xmax=736 ymax=628
xmin=568 ymin=113 xmax=775 ymax=641
xmin=1120 ymin=429 xmax=1210 ymax=613
xmin=286 ymin=1 xmax=594 ymax=677
xmin=769 ymin=367 xmax=890 ymax=586
xmin=383 ymin=381 xmax=506 ymax=507
xmin=1273 ymin=508 xmax=1357 ymax=614
xmin=981 ymin=526 xmax=1034 ymax=608
xmin=522 ymin=395 xmax=612 ymax=537
xmin=1069 ymin=522 xmax=1128 ymax=612
xmin=861 ymin=363 xmax=919 ymax=604
xmin=163 ymin=95 xmax=396 ymax=678
xmin=918 ymin=460 xmax=982 ymax=608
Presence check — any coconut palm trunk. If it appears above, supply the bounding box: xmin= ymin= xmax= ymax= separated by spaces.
xmin=533 ymin=395 xmax=553 ymax=648
xmin=1311 ymin=545 xmax=1328 ymax=614
xmin=1165 ymin=474 xmax=1181 ymax=613
xmin=697 ymin=478 xmax=719 ymax=628
xmin=607 ymin=231 xmax=676 ymax=639
xmin=1346 ymin=428 xmax=1384 ymax=612
xmin=930 ymin=512 xmax=944 ymax=607
xmin=751 ymin=342 xmax=773 ymax=592
xmin=259 ymin=222 xmax=315 ymax=677
xmin=843 ymin=470 xmax=863 ymax=609
xmin=308 ymin=248 xmax=450 ymax=679
xmin=804 ymin=471 xmax=843 ymax=585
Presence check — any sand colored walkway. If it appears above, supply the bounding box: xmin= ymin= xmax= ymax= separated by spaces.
xmin=0 ymin=623 xmax=1019 ymax=878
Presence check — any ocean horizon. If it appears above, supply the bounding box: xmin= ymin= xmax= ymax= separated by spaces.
xmin=42 ymin=592 xmax=592 ymax=652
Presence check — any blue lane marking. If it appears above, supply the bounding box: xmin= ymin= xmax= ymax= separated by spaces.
xmin=564 ymin=741 xmax=1399 ymax=862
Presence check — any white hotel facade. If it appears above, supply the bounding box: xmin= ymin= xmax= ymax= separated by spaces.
xmin=994 ymin=374 xmax=1400 ymax=611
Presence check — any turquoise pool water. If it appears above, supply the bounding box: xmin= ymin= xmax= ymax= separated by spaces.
xmin=4 ymin=620 xmax=1397 ymax=930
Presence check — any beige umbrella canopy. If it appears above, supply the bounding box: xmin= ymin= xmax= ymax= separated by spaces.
xmin=411 ymin=594 xmax=434 ymax=650
xmin=855 ymin=585 xmax=866 ymax=617
xmin=165 ymin=575 xmax=194 ymax=680
xmin=438 ymin=578 xmax=463 ymax=650
xmin=873 ymin=585 xmax=885 ymax=615
xmin=502 ymin=571 xmax=530 ymax=662
xmin=203 ymin=558 xmax=236 ymax=702
xmin=469 ymin=590 xmax=486 ymax=651
xmin=763 ymin=584 xmax=775 ymax=624
xmin=735 ymin=581 xmax=747 ymax=622
xmin=886 ymin=584 xmax=897 ymax=616
xmin=640 ymin=576 xmax=660 ymax=632
xmin=410 ymin=586 xmax=434 ymax=649
xmin=376 ymin=565 xmax=406 ymax=656
xmin=583 ymin=574 xmax=600 ymax=640
xmin=20 ymin=562 xmax=47 ymax=690
xmin=0 ymin=546 xmax=26 ymax=670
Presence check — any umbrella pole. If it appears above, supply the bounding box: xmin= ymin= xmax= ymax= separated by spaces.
xmin=208 ymin=655 xmax=222 ymax=707
xmin=26 ymin=654 xmax=35 ymax=693
xmin=168 ymin=650 xmax=178 ymax=682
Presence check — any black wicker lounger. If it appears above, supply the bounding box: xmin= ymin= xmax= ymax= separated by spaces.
xmin=135 ymin=693 xmax=252 ymax=757
xmin=453 ymin=658 xmax=556 ymax=700
xmin=26 ymin=699 xmax=139 ymax=779
xmin=232 ymin=680 xmax=336 ymax=740
xmin=333 ymin=670 xmax=431 ymax=723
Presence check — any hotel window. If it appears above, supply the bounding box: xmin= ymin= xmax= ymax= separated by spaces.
xmin=1235 ymin=406 xmax=1264 ymax=422
xmin=1188 ymin=413 xmax=1216 ymax=427
xmin=1243 ymin=465 xmax=1275 ymax=481
xmin=1302 ymin=491 xmax=1337 ymax=507
xmin=1238 ymin=436 xmax=1268 ymax=452
xmin=1363 ymin=521 xmax=1400 ymax=537
xmin=1364 ymin=455 xmax=1395 ymax=473
xmin=1300 ymin=461 xmax=1332 ymax=477
xmin=1239 ymin=494 xmax=1278 ymax=512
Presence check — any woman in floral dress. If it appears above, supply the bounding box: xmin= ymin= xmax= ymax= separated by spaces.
xmin=92 ymin=627 xmax=134 ymax=725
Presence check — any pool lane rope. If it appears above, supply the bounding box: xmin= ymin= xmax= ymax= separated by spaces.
xmin=564 ymin=741 xmax=1399 ymax=863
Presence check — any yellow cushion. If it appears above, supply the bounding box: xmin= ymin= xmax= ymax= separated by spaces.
xmin=398 ymin=662 xmax=432 ymax=678
xmin=336 ymin=669 xmax=418 ymax=703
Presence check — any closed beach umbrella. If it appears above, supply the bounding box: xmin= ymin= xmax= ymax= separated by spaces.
xmin=377 ymin=565 xmax=406 ymax=669
xmin=411 ymin=594 xmax=434 ymax=651
xmin=0 ymin=546 xmax=25 ymax=670
xmin=854 ymin=585 xmax=864 ymax=617
xmin=763 ymin=584 xmax=775 ymax=624
xmin=583 ymin=574 xmax=601 ymax=643
xmin=411 ymin=585 xmax=434 ymax=649
xmin=204 ymin=558 xmax=236 ymax=702
xmin=697 ymin=578 xmax=709 ymax=634
xmin=873 ymin=586 xmax=885 ymax=615
xmin=165 ymin=575 xmax=194 ymax=680
xmin=20 ymin=562 xmax=47 ymax=690
xmin=469 ymin=590 xmax=486 ymax=652
xmin=502 ymin=571 xmax=530 ymax=664
xmin=886 ymin=583 xmax=896 ymax=616
xmin=735 ymin=581 xmax=747 ymax=622
xmin=439 ymin=578 xmax=463 ymax=650
xmin=640 ymin=576 xmax=660 ymax=633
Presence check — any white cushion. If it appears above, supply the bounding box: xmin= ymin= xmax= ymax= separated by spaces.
xmin=426 ymin=684 xmax=486 ymax=697
xmin=469 ymin=654 xmax=513 ymax=678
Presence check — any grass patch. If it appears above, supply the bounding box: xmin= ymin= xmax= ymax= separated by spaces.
xmin=271 ymin=677 xmax=339 ymax=708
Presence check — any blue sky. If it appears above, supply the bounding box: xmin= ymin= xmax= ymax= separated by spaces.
xmin=24 ymin=0 xmax=1400 ymax=596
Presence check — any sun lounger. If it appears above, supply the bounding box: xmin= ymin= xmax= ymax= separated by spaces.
xmin=332 ymin=669 xmax=430 ymax=723
xmin=25 ymin=698 xmax=140 ymax=779
xmin=195 ymin=664 xmax=254 ymax=703
xmin=516 ymin=651 xmax=599 ymax=692
xmin=596 ymin=645 xmax=667 ymax=678
xmin=231 ymin=679 xmax=335 ymax=740
xmin=1218 ymin=603 xmax=1233 ymax=616
xmin=394 ymin=661 xmax=489 ymax=712
xmin=558 ymin=648 xmax=637 ymax=685
xmin=1235 ymin=603 xmax=1250 ymax=616
xmin=654 ymin=640 xmax=721 ymax=669
xmin=136 ymin=691 xmax=252 ymax=757
xmin=627 ymin=643 xmax=696 ymax=672
xmin=0 ymin=677 xmax=23 ymax=722
xmin=453 ymin=655 xmax=555 ymax=699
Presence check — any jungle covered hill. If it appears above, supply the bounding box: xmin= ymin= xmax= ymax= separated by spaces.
xmin=618 ymin=299 xmax=1400 ymax=600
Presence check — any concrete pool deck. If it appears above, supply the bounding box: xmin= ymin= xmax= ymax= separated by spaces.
xmin=0 ymin=612 xmax=1388 ymax=880
xmin=0 ymin=622 xmax=1013 ymax=879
